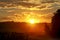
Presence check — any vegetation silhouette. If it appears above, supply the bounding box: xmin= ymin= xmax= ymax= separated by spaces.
xmin=51 ymin=9 xmax=60 ymax=38
xmin=0 ymin=21 xmax=51 ymax=40
xmin=0 ymin=21 xmax=30 ymax=40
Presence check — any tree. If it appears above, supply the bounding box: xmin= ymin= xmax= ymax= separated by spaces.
xmin=51 ymin=9 xmax=60 ymax=38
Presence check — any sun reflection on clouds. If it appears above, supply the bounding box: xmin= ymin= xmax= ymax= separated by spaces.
xmin=6 ymin=12 xmax=41 ymax=23
xmin=0 ymin=10 xmax=52 ymax=23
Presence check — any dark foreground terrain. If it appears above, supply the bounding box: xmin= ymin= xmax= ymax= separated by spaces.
xmin=0 ymin=21 xmax=55 ymax=40
xmin=0 ymin=32 xmax=28 ymax=40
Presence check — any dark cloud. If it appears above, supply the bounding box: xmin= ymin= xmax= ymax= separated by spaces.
xmin=0 ymin=0 xmax=59 ymax=8
xmin=16 ymin=2 xmax=38 ymax=7
xmin=0 ymin=0 xmax=38 ymax=8
xmin=41 ymin=0 xmax=58 ymax=3
xmin=0 ymin=0 xmax=23 ymax=2
xmin=0 ymin=17 xmax=12 ymax=21
xmin=0 ymin=0 xmax=12 ymax=2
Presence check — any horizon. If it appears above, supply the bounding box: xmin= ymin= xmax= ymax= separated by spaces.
xmin=0 ymin=20 xmax=51 ymax=23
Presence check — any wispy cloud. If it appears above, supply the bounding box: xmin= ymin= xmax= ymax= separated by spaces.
xmin=0 ymin=0 xmax=60 ymax=23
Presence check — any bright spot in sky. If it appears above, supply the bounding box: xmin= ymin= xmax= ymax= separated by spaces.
xmin=29 ymin=19 xmax=35 ymax=24
xmin=27 ymin=19 xmax=39 ymax=24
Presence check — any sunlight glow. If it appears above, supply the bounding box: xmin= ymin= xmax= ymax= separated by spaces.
xmin=29 ymin=19 xmax=35 ymax=24
xmin=27 ymin=19 xmax=40 ymax=24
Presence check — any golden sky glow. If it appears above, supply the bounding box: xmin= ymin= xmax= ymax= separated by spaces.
xmin=0 ymin=0 xmax=60 ymax=23
xmin=26 ymin=18 xmax=40 ymax=24
xmin=28 ymin=19 xmax=35 ymax=24
xmin=0 ymin=11 xmax=52 ymax=23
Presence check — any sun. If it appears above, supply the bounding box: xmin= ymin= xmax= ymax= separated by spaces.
xmin=27 ymin=19 xmax=39 ymax=24
xmin=29 ymin=19 xmax=35 ymax=24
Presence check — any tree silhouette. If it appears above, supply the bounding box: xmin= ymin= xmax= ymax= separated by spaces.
xmin=51 ymin=9 xmax=60 ymax=38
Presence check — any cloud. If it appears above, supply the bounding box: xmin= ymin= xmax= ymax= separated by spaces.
xmin=0 ymin=10 xmax=53 ymax=23
xmin=0 ymin=16 xmax=12 ymax=22
xmin=0 ymin=0 xmax=60 ymax=23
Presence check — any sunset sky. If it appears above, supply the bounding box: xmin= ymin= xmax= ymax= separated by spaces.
xmin=0 ymin=0 xmax=60 ymax=23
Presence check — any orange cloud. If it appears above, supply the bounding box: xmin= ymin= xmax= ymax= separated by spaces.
xmin=0 ymin=0 xmax=60 ymax=23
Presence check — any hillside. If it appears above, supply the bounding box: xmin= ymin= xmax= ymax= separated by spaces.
xmin=0 ymin=21 xmax=51 ymax=34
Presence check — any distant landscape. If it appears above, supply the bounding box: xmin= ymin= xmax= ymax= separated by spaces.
xmin=0 ymin=21 xmax=52 ymax=40
xmin=0 ymin=21 xmax=51 ymax=34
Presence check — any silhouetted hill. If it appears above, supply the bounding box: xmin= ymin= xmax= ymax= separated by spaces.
xmin=0 ymin=21 xmax=52 ymax=40
xmin=0 ymin=21 xmax=51 ymax=33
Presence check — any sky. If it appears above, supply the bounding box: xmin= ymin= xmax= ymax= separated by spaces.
xmin=0 ymin=0 xmax=60 ymax=23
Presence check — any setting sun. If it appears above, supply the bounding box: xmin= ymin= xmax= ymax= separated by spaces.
xmin=27 ymin=19 xmax=40 ymax=24
xmin=29 ymin=19 xmax=35 ymax=24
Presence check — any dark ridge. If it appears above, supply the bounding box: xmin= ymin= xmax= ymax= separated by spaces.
xmin=0 ymin=21 xmax=51 ymax=32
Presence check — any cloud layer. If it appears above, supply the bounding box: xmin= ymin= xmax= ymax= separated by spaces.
xmin=0 ymin=0 xmax=60 ymax=23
